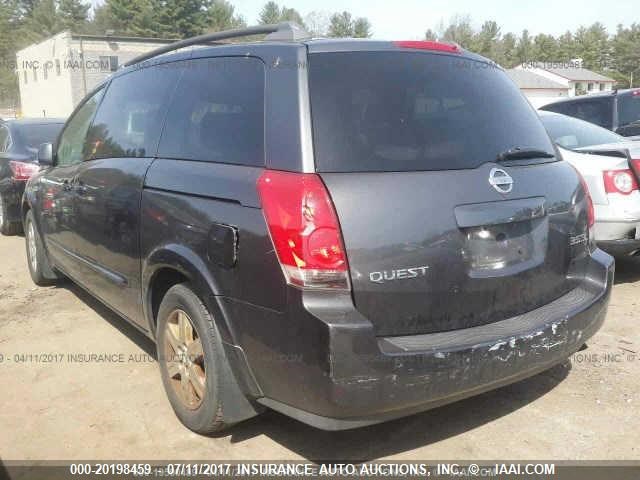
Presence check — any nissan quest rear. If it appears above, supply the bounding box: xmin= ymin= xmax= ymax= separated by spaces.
xmin=22 ymin=24 xmax=614 ymax=433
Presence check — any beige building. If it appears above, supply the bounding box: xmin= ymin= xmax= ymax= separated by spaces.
xmin=16 ymin=31 xmax=173 ymax=118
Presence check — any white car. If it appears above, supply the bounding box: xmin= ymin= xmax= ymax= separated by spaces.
xmin=540 ymin=111 xmax=640 ymax=258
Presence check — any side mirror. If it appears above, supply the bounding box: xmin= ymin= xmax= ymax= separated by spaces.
xmin=37 ymin=142 xmax=53 ymax=166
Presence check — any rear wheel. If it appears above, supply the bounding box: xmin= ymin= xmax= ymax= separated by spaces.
xmin=157 ymin=283 xmax=247 ymax=434
xmin=0 ymin=195 xmax=21 ymax=236
xmin=24 ymin=210 xmax=60 ymax=286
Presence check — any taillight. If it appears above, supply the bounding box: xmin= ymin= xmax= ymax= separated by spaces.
xmin=257 ymin=170 xmax=349 ymax=290
xmin=631 ymin=158 xmax=640 ymax=173
xmin=393 ymin=40 xmax=460 ymax=53
xmin=570 ymin=166 xmax=595 ymax=230
xmin=602 ymin=169 xmax=639 ymax=195
xmin=9 ymin=161 xmax=40 ymax=181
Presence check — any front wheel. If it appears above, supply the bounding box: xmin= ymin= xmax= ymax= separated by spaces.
xmin=24 ymin=210 xmax=61 ymax=286
xmin=156 ymin=283 xmax=255 ymax=434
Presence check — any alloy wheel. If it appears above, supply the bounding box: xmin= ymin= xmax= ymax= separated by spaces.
xmin=27 ymin=220 xmax=38 ymax=272
xmin=163 ymin=309 xmax=206 ymax=410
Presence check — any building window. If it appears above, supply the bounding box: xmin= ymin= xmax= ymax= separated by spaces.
xmin=43 ymin=65 xmax=48 ymax=80
xmin=33 ymin=68 xmax=37 ymax=82
xmin=55 ymin=59 xmax=61 ymax=75
xmin=23 ymin=70 xmax=27 ymax=84
xmin=600 ymin=83 xmax=605 ymax=91
xmin=587 ymin=83 xmax=594 ymax=91
xmin=575 ymin=83 xmax=583 ymax=95
xmin=99 ymin=55 xmax=118 ymax=72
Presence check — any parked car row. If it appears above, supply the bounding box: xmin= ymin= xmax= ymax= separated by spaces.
xmin=12 ymin=24 xmax=617 ymax=433
xmin=541 ymin=88 xmax=640 ymax=139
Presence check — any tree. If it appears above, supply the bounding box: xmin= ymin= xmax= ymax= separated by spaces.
xmin=328 ymin=11 xmax=371 ymax=38
xmin=533 ymin=33 xmax=558 ymax=62
xmin=475 ymin=20 xmax=500 ymax=59
xmin=328 ymin=11 xmax=352 ymax=37
xmin=97 ymin=0 xmax=160 ymax=37
xmin=498 ymin=32 xmax=517 ymax=67
xmin=424 ymin=28 xmax=437 ymax=41
xmin=515 ymin=29 xmax=533 ymax=64
xmin=57 ymin=0 xmax=89 ymax=32
xmin=207 ymin=0 xmax=245 ymax=32
xmin=440 ymin=14 xmax=476 ymax=50
xmin=556 ymin=31 xmax=576 ymax=60
xmin=258 ymin=1 xmax=280 ymax=24
xmin=157 ymin=0 xmax=208 ymax=38
xmin=258 ymin=2 xmax=305 ymax=28
xmin=573 ymin=22 xmax=610 ymax=71
xmin=353 ymin=17 xmax=371 ymax=38
xmin=612 ymin=23 xmax=640 ymax=87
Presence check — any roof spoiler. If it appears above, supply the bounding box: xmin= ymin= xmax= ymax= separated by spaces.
xmin=123 ymin=22 xmax=311 ymax=68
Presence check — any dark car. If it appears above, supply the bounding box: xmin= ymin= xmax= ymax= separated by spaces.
xmin=540 ymin=88 xmax=640 ymax=138
xmin=0 ymin=118 xmax=64 ymax=235
xmin=22 ymin=23 xmax=614 ymax=433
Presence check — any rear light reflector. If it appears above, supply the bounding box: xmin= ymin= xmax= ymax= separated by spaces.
xmin=9 ymin=161 xmax=40 ymax=181
xmin=603 ymin=169 xmax=639 ymax=195
xmin=394 ymin=40 xmax=460 ymax=53
xmin=257 ymin=170 xmax=350 ymax=290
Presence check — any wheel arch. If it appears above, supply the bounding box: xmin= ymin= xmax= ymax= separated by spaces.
xmin=143 ymin=244 xmax=265 ymax=403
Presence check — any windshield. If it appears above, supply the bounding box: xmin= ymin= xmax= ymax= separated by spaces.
xmin=618 ymin=93 xmax=640 ymax=127
xmin=15 ymin=123 xmax=64 ymax=149
xmin=540 ymin=112 xmax=624 ymax=149
xmin=308 ymin=51 xmax=555 ymax=172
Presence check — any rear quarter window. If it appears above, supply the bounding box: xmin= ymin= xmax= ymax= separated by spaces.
xmin=308 ymin=51 xmax=554 ymax=172
xmin=157 ymin=57 xmax=265 ymax=167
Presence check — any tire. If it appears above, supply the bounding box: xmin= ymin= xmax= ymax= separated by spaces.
xmin=0 ymin=195 xmax=21 ymax=236
xmin=156 ymin=283 xmax=249 ymax=434
xmin=24 ymin=210 xmax=61 ymax=286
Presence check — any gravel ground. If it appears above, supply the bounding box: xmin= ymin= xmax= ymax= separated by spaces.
xmin=0 ymin=233 xmax=638 ymax=461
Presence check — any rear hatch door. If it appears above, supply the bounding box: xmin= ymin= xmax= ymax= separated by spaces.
xmin=308 ymin=48 xmax=592 ymax=336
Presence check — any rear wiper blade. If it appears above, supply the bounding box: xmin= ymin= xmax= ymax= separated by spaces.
xmin=496 ymin=147 xmax=555 ymax=162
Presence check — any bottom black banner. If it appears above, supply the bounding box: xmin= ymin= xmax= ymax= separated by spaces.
xmin=1 ymin=461 xmax=639 ymax=480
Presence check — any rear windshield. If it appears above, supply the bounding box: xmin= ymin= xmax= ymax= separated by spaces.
xmin=15 ymin=123 xmax=63 ymax=149
xmin=540 ymin=113 xmax=624 ymax=149
xmin=308 ymin=52 xmax=555 ymax=172
xmin=618 ymin=93 xmax=640 ymax=128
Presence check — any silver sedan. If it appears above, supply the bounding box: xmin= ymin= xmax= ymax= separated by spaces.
xmin=540 ymin=111 xmax=640 ymax=258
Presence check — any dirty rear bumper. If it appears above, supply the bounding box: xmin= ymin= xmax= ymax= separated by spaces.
xmin=253 ymin=249 xmax=614 ymax=430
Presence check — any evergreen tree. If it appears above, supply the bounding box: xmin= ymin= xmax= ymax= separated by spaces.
xmin=157 ymin=0 xmax=208 ymax=38
xmin=353 ymin=17 xmax=371 ymax=38
xmin=207 ymin=0 xmax=245 ymax=32
xmin=515 ymin=29 xmax=533 ymax=64
xmin=258 ymin=1 xmax=280 ymax=24
xmin=57 ymin=0 xmax=88 ymax=31
xmin=328 ymin=11 xmax=352 ymax=37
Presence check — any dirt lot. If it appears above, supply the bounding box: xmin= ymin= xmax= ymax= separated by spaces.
xmin=0 ymin=233 xmax=638 ymax=461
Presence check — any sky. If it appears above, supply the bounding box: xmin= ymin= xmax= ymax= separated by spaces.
xmin=232 ymin=0 xmax=637 ymax=39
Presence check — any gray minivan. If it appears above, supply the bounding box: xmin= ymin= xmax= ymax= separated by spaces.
xmin=23 ymin=23 xmax=613 ymax=433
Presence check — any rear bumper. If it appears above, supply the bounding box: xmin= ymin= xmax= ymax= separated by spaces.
xmin=248 ymin=250 xmax=614 ymax=430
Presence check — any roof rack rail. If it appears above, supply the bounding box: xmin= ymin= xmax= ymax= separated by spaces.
xmin=123 ymin=22 xmax=310 ymax=67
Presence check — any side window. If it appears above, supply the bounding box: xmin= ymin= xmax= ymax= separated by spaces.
xmin=56 ymin=88 xmax=104 ymax=167
xmin=572 ymin=98 xmax=612 ymax=129
xmin=158 ymin=57 xmax=265 ymax=166
xmin=85 ymin=65 xmax=180 ymax=160
xmin=0 ymin=126 xmax=9 ymax=152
